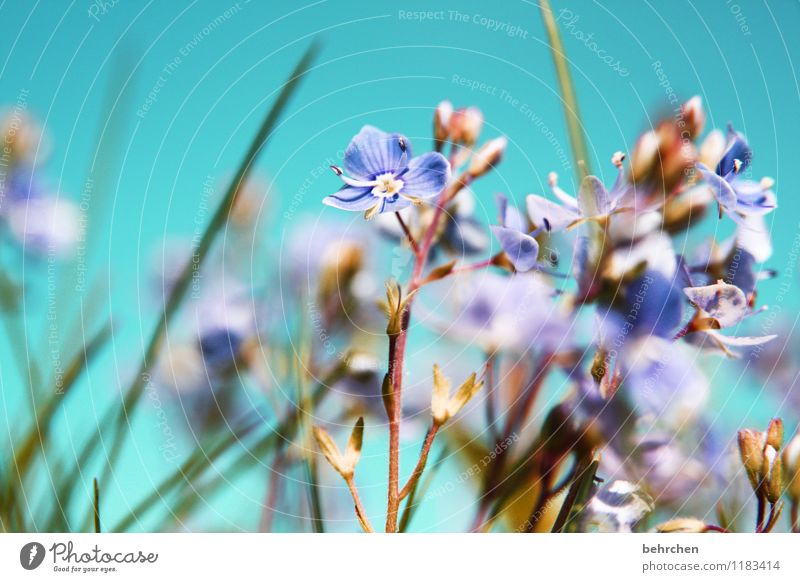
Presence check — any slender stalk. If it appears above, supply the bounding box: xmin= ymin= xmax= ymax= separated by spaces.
xmin=298 ymin=347 xmax=325 ymax=533
xmin=483 ymin=352 xmax=499 ymax=442
xmin=10 ymin=322 xmax=112 ymax=482
xmin=791 ymin=502 xmax=798 ymax=533
xmin=385 ymin=173 xmax=472 ymax=532
xmin=539 ymin=0 xmax=592 ymax=184
xmin=92 ymin=478 xmax=101 ymax=533
xmin=470 ymin=356 xmax=552 ymax=530
xmin=399 ymin=424 xmax=439 ymax=500
xmin=259 ymin=454 xmax=285 ymax=532
xmin=451 ymin=255 xmax=498 ymax=275
xmin=395 ymin=211 xmax=419 ymax=254
xmin=755 ymin=493 xmax=766 ymax=532
xmin=551 ymin=456 xmax=597 ymax=533
xmin=398 ymin=446 xmax=447 ymax=533
xmin=81 ymin=43 xmax=318 ymax=493
xmin=345 ymin=475 xmax=374 ymax=533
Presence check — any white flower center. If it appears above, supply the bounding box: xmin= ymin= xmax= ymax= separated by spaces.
xmin=371 ymin=172 xmax=404 ymax=198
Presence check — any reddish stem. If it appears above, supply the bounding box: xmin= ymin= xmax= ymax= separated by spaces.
xmin=451 ymin=256 xmax=497 ymax=275
xmin=385 ymin=174 xmax=471 ymax=532
xmin=345 ymin=475 xmax=374 ymax=533
xmin=399 ymin=424 xmax=439 ymax=500
xmin=394 ymin=211 xmax=420 ymax=254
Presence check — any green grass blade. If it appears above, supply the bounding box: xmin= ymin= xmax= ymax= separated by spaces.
xmin=539 ymin=0 xmax=592 ymax=183
xmin=69 ymin=42 xmax=320 ymax=501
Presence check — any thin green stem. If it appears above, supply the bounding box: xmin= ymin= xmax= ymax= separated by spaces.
xmin=75 ymin=43 xmax=318 ymax=498
xmin=93 ymin=478 xmax=101 ymax=533
xmin=539 ymin=0 xmax=592 ymax=184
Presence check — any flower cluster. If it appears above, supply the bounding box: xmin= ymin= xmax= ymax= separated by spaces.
xmin=308 ymin=94 xmax=790 ymax=533
xmin=0 ymin=111 xmax=80 ymax=256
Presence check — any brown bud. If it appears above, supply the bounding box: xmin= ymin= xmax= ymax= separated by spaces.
xmin=762 ymin=445 xmax=783 ymax=503
xmin=318 ymin=241 xmax=363 ymax=306
xmin=434 ymin=100 xmax=453 ymax=143
xmin=468 ymin=137 xmax=507 ymax=178
xmin=783 ymin=434 xmax=800 ymax=503
xmin=738 ymin=429 xmax=765 ymax=492
xmin=381 ymin=280 xmax=417 ymax=336
xmin=430 ymin=364 xmax=483 ymax=425
xmin=451 ymin=107 xmax=483 ymax=146
xmin=766 ymin=418 xmax=784 ymax=450
xmin=313 ymin=417 xmax=365 ymax=479
xmin=679 ymin=96 xmax=705 ymax=141
xmin=629 ymin=120 xmax=696 ymax=197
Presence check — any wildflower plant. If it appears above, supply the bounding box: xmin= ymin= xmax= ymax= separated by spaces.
xmin=1 ymin=3 xmax=797 ymax=538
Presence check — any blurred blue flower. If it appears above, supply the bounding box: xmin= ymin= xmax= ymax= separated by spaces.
xmin=527 ymin=156 xmax=629 ymax=234
xmin=599 ymin=270 xmax=684 ymax=347
xmin=683 ymin=280 xmax=777 ymax=353
xmin=490 ymin=193 xmax=542 ymax=272
xmin=696 ymin=126 xmax=776 ymax=221
xmin=433 ymin=272 xmax=570 ymax=353
xmin=193 ymin=284 xmax=256 ymax=375
xmin=323 ymin=126 xmax=450 ymax=218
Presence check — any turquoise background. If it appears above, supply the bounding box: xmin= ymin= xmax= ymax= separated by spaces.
xmin=1 ymin=1 xmax=799 ymax=531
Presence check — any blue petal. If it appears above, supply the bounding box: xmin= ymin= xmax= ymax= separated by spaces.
xmin=199 ymin=329 xmax=243 ymax=370
xmin=577 ymin=176 xmax=612 ymax=216
xmin=444 ymin=216 xmax=490 ymax=255
xmin=697 ymin=163 xmax=737 ymax=212
xmin=490 ymin=225 xmax=539 ymax=272
xmin=732 ymin=179 xmax=776 ymax=215
xmin=344 ymin=125 xmax=410 ymax=179
xmin=716 ymin=126 xmax=752 ymax=176
xmin=728 ymin=249 xmax=757 ymax=298
xmin=322 ymin=186 xmax=377 ymax=211
xmin=400 ymin=152 xmax=450 ymax=200
xmin=526 ymin=194 xmax=579 ymax=232
xmin=495 ymin=193 xmax=509 ymax=225
xmin=624 ymin=271 xmax=683 ymax=338
xmin=683 ymin=282 xmax=748 ymax=328
xmin=572 ymin=235 xmax=590 ymax=290
xmin=380 ymin=196 xmax=414 ymax=213
xmin=495 ymin=193 xmax=526 ymax=232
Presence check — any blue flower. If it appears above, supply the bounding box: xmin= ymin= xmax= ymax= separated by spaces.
xmin=682 ymin=280 xmax=777 ymax=353
xmin=323 ymin=126 xmax=450 ymax=219
xmin=527 ymin=155 xmax=630 ymax=235
xmin=490 ymin=193 xmax=542 ymax=272
xmin=696 ymin=126 xmax=776 ymax=221
xmin=433 ymin=272 xmax=570 ymax=353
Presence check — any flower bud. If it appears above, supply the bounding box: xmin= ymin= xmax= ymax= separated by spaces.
xmin=766 ymin=417 xmax=783 ymax=450
xmin=655 ymin=517 xmax=707 ymax=533
xmin=468 ymin=137 xmax=507 ymax=178
xmin=698 ymin=129 xmax=726 ymax=169
xmin=782 ymin=434 xmax=800 ymax=503
xmin=1 ymin=110 xmax=47 ymax=166
xmin=380 ymin=280 xmax=417 ymax=336
xmin=452 ymin=107 xmax=483 ymax=146
xmin=430 ymin=364 xmax=483 ymax=425
xmin=762 ymin=445 xmax=783 ymax=503
xmin=313 ymin=417 xmax=364 ymax=479
xmin=679 ymin=96 xmax=705 ymax=141
xmin=343 ymin=417 xmax=365 ymax=472
xmin=318 ymin=241 xmax=363 ymax=306
xmin=738 ymin=429 xmax=765 ymax=492
xmin=629 ymin=120 xmax=695 ymax=196
xmin=434 ymin=100 xmax=453 ymax=143
xmin=430 ymin=364 xmax=451 ymax=425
